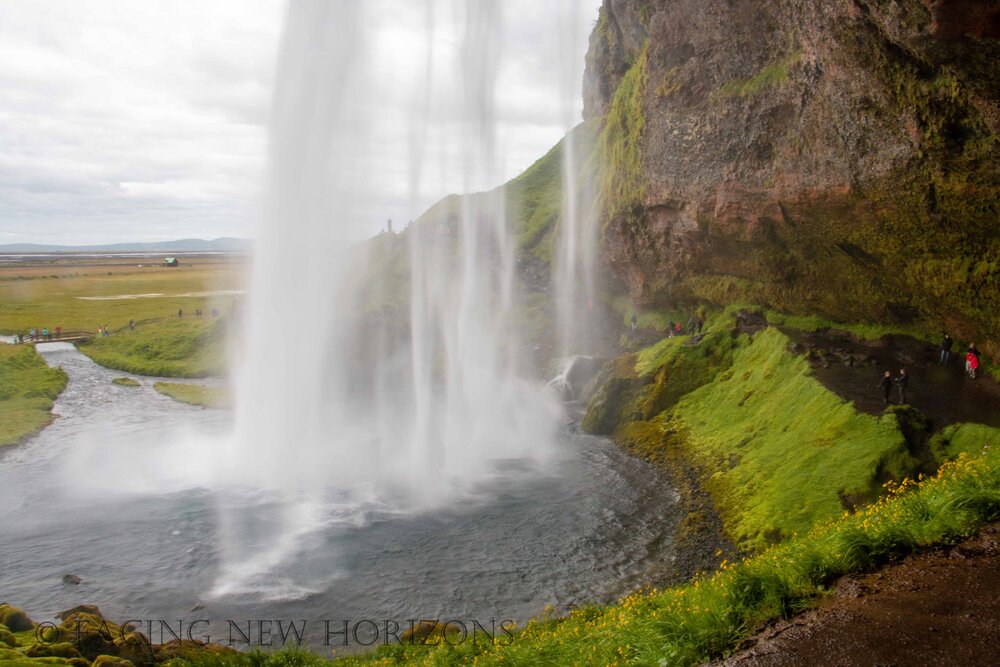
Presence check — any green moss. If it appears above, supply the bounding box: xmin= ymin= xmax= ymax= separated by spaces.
xmin=111 ymin=377 xmax=140 ymax=387
xmin=598 ymin=45 xmax=648 ymax=233
xmin=667 ymin=327 xmax=912 ymax=547
xmin=718 ymin=53 xmax=799 ymax=98
xmin=153 ymin=382 xmax=230 ymax=408
xmin=930 ymin=423 xmax=1000 ymax=461
xmin=79 ymin=318 xmax=227 ymax=378
xmin=0 ymin=346 xmax=68 ymax=447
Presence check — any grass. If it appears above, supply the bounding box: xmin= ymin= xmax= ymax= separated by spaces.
xmin=162 ymin=445 xmax=1000 ymax=667
xmin=153 ymin=382 xmax=230 ymax=408
xmin=111 ymin=377 xmax=141 ymax=387
xmin=931 ymin=422 xmax=1000 ymax=460
xmin=0 ymin=344 xmax=68 ymax=447
xmin=79 ymin=318 xmax=228 ymax=377
xmin=0 ymin=257 xmax=244 ymax=336
xmin=764 ymin=310 xmax=934 ymax=343
xmin=652 ymin=327 xmax=912 ymax=548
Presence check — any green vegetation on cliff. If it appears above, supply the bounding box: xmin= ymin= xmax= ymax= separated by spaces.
xmin=718 ymin=52 xmax=800 ymax=97
xmin=0 ymin=345 xmax=67 ymax=447
xmin=79 ymin=318 xmax=227 ymax=378
xmin=598 ymin=45 xmax=647 ymax=233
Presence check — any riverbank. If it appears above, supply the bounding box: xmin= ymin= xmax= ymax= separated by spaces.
xmin=3 ymin=436 xmax=992 ymax=667
xmin=79 ymin=319 xmax=229 ymax=378
xmin=0 ymin=344 xmax=67 ymax=447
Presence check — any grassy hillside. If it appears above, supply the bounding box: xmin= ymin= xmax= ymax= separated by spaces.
xmin=0 ymin=345 xmax=68 ymax=446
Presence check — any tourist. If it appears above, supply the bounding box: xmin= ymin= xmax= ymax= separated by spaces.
xmin=42 ymin=327 xmax=49 ymax=340
xmin=674 ymin=321 xmax=683 ymax=335
xmin=129 ymin=319 xmax=135 ymax=330
xmin=895 ymin=368 xmax=909 ymax=404
xmin=103 ymin=324 xmax=110 ymax=337
xmin=966 ymin=349 xmax=979 ymax=379
xmin=55 ymin=326 xmax=61 ymax=339
xmin=878 ymin=371 xmax=893 ymax=406
xmin=178 ymin=309 xmax=183 ymax=319
xmin=667 ymin=321 xmax=675 ymax=337
xmin=630 ymin=312 xmax=637 ymax=333
xmin=940 ymin=333 xmax=953 ymax=364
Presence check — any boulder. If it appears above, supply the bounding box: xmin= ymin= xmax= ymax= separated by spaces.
xmin=0 ymin=603 xmax=35 ymax=632
xmin=92 ymin=656 xmax=135 ymax=667
xmin=0 ymin=625 xmax=17 ymax=648
xmin=26 ymin=641 xmax=83 ymax=659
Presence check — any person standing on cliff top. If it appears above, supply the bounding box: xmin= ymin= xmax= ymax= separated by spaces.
xmin=878 ymin=371 xmax=893 ymax=406
xmin=895 ymin=368 xmax=909 ymax=404
xmin=940 ymin=333 xmax=953 ymax=364
xmin=630 ymin=312 xmax=637 ymax=333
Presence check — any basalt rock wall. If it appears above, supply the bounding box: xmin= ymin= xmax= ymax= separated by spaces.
xmin=585 ymin=0 xmax=1000 ymax=356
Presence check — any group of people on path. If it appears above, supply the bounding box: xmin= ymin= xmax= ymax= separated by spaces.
xmin=939 ymin=334 xmax=981 ymax=379
xmin=630 ymin=311 xmax=704 ymax=337
xmin=15 ymin=327 xmax=62 ymax=344
xmin=878 ymin=334 xmax=986 ymax=406
xmin=878 ymin=368 xmax=909 ymax=405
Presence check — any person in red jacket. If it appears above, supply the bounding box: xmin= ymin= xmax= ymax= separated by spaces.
xmin=966 ymin=349 xmax=979 ymax=379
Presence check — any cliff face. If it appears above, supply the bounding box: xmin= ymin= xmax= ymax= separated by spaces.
xmin=585 ymin=0 xmax=1000 ymax=355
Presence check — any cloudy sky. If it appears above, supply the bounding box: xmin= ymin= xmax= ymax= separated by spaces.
xmin=0 ymin=1 xmax=601 ymax=246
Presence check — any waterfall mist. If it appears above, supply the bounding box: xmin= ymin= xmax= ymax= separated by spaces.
xmin=216 ymin=0 xmax=593 ymax=597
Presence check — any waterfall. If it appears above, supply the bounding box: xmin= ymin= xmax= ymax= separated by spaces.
xmin=216 ymin=0 xmax=570 ymax=596
xmin=553 ymin=2 xmax=600 ymax=360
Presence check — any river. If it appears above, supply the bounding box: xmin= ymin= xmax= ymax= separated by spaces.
xmin=0 ymin=344 xmax=682 ymax=648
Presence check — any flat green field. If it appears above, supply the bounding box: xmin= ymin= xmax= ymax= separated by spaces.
xmin=0 ymin=255 xmax=245 ymax=335
xmin=0 ymin=255 xmax=245 ymax=377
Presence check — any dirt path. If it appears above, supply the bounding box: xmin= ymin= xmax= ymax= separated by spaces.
xmin=782 ymin=328 xmax=1000 ymax=428
xmin=711 ymin=523 xmax=1000 ymax=667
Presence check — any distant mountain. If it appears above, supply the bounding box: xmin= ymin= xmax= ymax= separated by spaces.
xmin=0 ymin=237 xmax=253 ymax=253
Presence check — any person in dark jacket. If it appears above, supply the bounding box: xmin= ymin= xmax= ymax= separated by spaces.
xmin=940 ymin=334 xmax=953 ymax=364
xmin=878 ymin=371 xmax=893 ymax=406
xmin=895 ymin=368 xmax=909 ymax=404
xmin=630 ymin=312 xmax=637 ymax=333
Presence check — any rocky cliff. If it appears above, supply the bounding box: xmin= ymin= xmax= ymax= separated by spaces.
xmin=585 ymin=0 xmax=1000 ymax=356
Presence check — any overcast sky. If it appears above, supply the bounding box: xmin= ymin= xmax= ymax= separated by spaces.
xmin=0 ymin=1 xmax=601 ymax=246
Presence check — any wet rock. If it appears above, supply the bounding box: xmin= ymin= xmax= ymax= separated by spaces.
xmin=155 ymin=639 xmax=236 ymax=663
xmin=58 ymin=605 xmax=102 ymax=621
xmin=92 ymin=656 xmax=135 ymax=667
xmin=62 ymin=574 xmax=82 ymax=585
xmin=734 ymin=310 xmax=768 ymax=335
xmin=0 ymin=625 xmax=17 ymax=647
xmin=0 ymin=603 xmax=35 ymax=632
xmin=26 ymin=641 xmax=83 ymax=659
xmin=114 ymin=631 xmax=156 ymax=667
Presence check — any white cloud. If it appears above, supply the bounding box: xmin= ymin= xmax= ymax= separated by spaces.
xmin=0 ymin=0 xmax=601 ymax=245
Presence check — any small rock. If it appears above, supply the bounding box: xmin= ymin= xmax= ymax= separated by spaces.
xmin=63 ymin=574 xmax=82 ymax=585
